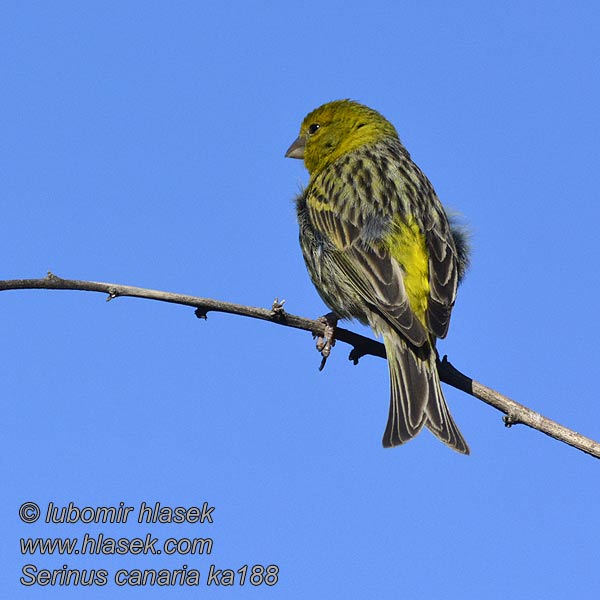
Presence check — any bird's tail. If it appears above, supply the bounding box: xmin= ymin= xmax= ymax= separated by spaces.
xmin=381 ymin=333 xmax=469 ymax=454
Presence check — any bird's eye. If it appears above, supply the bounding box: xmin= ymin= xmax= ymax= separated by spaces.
xmin=308 ymin=123 xmax=320 ymax=135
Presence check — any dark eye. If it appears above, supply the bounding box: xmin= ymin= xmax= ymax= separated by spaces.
xmin=308 ymin=123 xmax=320 ymax=135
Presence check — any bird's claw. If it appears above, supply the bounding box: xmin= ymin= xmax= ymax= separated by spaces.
xmin=314 ymin=313 xmax=338 ymax=371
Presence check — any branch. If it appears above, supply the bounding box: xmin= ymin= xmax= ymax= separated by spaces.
xmin=2 ymin=272 xmax=599 ymax=460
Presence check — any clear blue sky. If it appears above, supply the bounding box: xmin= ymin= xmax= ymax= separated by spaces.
xmin=3 ymin=1 xmax=600 ymax=597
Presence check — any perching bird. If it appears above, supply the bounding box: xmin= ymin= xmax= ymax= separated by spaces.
xmin=286 ymin=100 xmax=470 ymax=453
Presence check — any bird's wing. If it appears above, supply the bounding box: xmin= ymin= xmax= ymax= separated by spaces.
xmin=384 ymin=151 xmax=460 ymax=340
xmin=306 ymin=180 xmax=429 ymax=347
xmin=423 ymin=211 xmax=460 ymax=339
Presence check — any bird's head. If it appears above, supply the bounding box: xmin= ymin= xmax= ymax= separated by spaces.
xmin=285 ymin=100 xmax=398 ymax=177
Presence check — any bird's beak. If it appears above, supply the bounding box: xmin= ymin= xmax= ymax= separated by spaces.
xmin=285 ymin=135 xmax=306 ymax=159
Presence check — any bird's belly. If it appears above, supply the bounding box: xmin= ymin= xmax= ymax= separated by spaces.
xmin=307 ymin=247 xmax=370 ymax=324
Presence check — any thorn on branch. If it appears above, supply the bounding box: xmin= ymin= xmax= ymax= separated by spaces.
xmin=271 ymin=298 xmax=287 ymax=322
xmin=348 ymin=346 xmax=365 ymax=365
xmin=106 ymin=287 xmax=118 ymax=302
xmin=503 ymin=414 xmax=521 ymax=428
xmin=46 ymin=271 xmax=59 ymax=281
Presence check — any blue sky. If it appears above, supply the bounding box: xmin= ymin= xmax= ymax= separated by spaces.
xmin=2 ymin=1 xmax=600 ymax=597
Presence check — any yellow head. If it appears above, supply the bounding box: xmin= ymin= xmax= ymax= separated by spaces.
xmin=285 ymin=100 xmax=398 ymax=176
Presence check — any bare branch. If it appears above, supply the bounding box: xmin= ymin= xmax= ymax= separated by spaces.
xmin=437 ymin=358 xmax=600 ymax=459
xmin=2 ymin=272 xmax=599 ymax=459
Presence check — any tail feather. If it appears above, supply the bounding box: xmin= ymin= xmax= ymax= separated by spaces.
xmin=381 ymin=333 xmax=469 ymax=454
xmin=424 ymin=365 xmax=470 ymax=454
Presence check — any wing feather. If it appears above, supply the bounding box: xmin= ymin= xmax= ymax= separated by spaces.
xmin=425 ymin=224 xmax=458 ymax=338
xmin=306 ymin=180 xmax=428 ymax=347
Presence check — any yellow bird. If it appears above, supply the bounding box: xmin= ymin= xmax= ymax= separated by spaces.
xmin=286 ymin=100 xmax=469 ymax=453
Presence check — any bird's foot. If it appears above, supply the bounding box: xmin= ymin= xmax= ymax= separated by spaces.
xmin=314 ymin=312 xmax=338 ymax=371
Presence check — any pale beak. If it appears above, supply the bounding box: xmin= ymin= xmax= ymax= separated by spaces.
xmin=285 ymin=135 xmax=306 ymax=159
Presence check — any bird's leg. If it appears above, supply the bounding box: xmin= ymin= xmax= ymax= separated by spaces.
xmin=314 ymin=312 xmax=338 ymax=371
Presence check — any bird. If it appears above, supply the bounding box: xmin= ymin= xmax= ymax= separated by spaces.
xmin=285 ymin=99 xmax=470 ymax=453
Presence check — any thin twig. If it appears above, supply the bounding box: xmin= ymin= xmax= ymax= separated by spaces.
xmin=2 ymin=272 xmax=599 ymax=459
